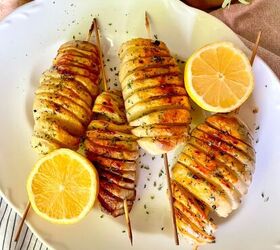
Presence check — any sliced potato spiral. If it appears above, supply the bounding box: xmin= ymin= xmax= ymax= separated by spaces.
xmin=32 ymin=40 xmax=101 ymax=155
xmin=119 ymin=38 xmax=191 ymax=155
xmin=85 ymin=91 xmax=139 ymax=217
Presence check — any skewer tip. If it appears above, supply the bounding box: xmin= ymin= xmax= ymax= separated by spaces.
xmin=124 ymin=199 xmax=133 ymax=246
xmin=87 ymin=18 xmax=96 ymax=42
xmin=163 ymin=153 xmax=179 ymax=245
xmin=14 ymin=202 xmax=31 ymax=242
xmin=249 ymin=30 xmax=262 ymax=65
xmin=93 ymin=17 xmax=108 ymax=91
xmin=144 ymin=11 xmax=151 ymax=39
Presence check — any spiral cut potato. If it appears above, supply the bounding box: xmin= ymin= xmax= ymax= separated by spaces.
xmin=172 ymin=114 xmax=255 ymax=245
xmin=32 ymin=40 xmax=101 ymax=154
xmin=119 ymin=38 xmax=191 ymax=155
xmin=85 ymin=90 xmax=139 ymax=217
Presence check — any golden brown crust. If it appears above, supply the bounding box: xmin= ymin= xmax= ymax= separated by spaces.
xmin=119 ymin=38 xmax=191 ymax=155
xmin=85 ymin=91 xmax=138 ymax=217
xmin=171 ymin=114 xmax=255 ymax=244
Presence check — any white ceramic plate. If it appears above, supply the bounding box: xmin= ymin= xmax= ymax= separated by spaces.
xmin=0 ymin=0 xmax=279 ymax=249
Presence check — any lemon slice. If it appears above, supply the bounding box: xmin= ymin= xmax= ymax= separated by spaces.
xmin=184 ymin=42 xmax=254 ymax=112
xmin=27 ymin=148 xmax=98 ymax=224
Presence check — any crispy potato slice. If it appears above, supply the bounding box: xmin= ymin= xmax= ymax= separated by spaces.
xmin=175 ymin=208 xmax=215 ymax=244
xmin=98 ymin=189 xmax=133 ymax=217
xmin=95 ymin=91 xmax=124 ymax=109
xmin=182 ymin=143 xmax=246 ymax=196
xmin=172 ymin=181 xmax=208 ymax=222
xmin=59 ymin=40 xmax=99 ymax=53
xmin=54 ymin=52 xmax=99 ymax=69
xmin=127 ymin=96 xmax=190 ymax=122
xmin=88 ymin=155 xmax=137 ymax=171
xmin=206 ymin=114 xmax=253 ymax=146
xmin=93 ymin=104 xmax=126 ymax=124
xmin=33 ymin=98 xmax=85 ymax=136
xmin=31 ymin=132 xmax=63 ymax=155
xmin=189 ymin=137 xmax=252 ymax=187
xmin=102 ymin=169 xmax=136 ymax=181
xmin=37 ymin=82 xmax=91 ymax=111
xmin=121 ymin=66 xmax=181 ymax=89
xmin=87 ymin=120 xmax=132 ymax=133
xmin=99 ymin=178 xmax=136 ymax=201
xmin=31 ymin=135 xmax=62 ymax=155
xmin=120 ymin=46 xmax=170 ymax=64
xmin=87 ymin=137 xmax=138 ymax=152
xmin=119 ymin=38 xmax=168 ymax=57
xmin=130 ymin=108 xmax=191 ymax=127
xmin=174 ymin=201 xmax=215 ymax=238
xmin=172 ymin=162 xmax=232 ymax=217
xmin=40 ymin=74 xmax=93 ymax=107
xmin=122 ymin=75 xmax=183 ymax=100
xmin=53 ymin=58 xmax=96 ymax=73
xmin=93 ymin=92 xmax=126 ymax=124
xmin=197 ymin=123 xmax=255 ymax=161
xmin=132 ymin=124 xmax=189 ymax=138
xmin=125 ymin=85 xmax=187 ymax=110
xmin=99 ymin=170 xmax=135 ymax=189
xmin=85 ymin=139 xmax=139 ymax=161
xmin=34 ymin=115 xmax=80 ymax=148
xmin=54 ymin=64 xmax=99 ymax=81
xmin=137 ymin=136 xmax=187 ymax=155
xmin=86 ymin=129 xmax=137 ymax=141
xmin=120 ymin=56 xmax=176 ymax=82
xmin=192 ymin=129 xmax=254 ymax=172
xmin=178 ymin=151 xmax=241 ymax=209
xmin=35 ymin=92 xmax=92 ymax=126
xmin=42 ymin=69 xmax=99 ymax=98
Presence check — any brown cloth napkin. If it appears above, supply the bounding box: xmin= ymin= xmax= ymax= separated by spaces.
xmin=210 ymin=0 xmax=280 ymax=78
xmin=0 ymin=0 xmax=30 ymax=19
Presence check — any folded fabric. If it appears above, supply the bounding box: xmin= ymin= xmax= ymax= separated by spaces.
xmin=211 ymin=0 xmax=280 ymax=78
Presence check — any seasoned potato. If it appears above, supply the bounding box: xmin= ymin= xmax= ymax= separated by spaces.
xmin=125 ymin=85 xmax=187 ymax=110
xmin=127 ymin=96 xmax=190 ymax=122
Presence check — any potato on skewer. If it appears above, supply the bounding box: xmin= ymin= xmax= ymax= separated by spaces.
xmin=85 ymin=91 xmax=139 ymax=217
xmin=119 ymin=38 xmax=191 ymax=155
xmin=172 ymin=114 xmax=255 ymax=245
xmin=32 ymin=40 xmax=101 ymax=155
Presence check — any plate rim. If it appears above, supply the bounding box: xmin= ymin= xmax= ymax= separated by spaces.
xmin=0 ymin=0 xmax=279 ymax=249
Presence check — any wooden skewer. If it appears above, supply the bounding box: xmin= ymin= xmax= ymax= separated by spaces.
xmin=87 ymin=18 xmax=96 ymax=42
xmin=250 ymin=31 xmax=262 ymax=65
xmin=14 ymin=19 xmax=97 ymax=243
xmin=93 ymin=18 xmax=108 ymax=92
xmin=164 ymin=154 xmax=179 ymax=245
xmin=193 ymin=245 xmax=199 ymax=250
xmin=124 ymin=199 xmax=133 ymax=246
xmin=144 ymin=11 xmax=179 ymax=245
xmin=94 ymin=17 xmax=133 ymax=245
xmin=14 ymin=202 xmax=31 ymax=242
xmin=234 ymin=30 xmax=262 ymax=114
xmin=145 ymin=11 xmax=151 ymax=40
